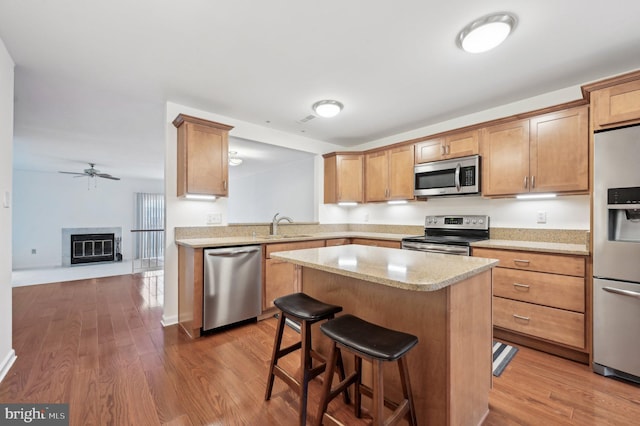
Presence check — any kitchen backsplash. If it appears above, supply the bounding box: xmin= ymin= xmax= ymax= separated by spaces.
xmin=175 ymin=223 xmax=589 ymax=246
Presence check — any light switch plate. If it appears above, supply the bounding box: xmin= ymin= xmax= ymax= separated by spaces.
xmin=206 ymin=213 xmax=222 ymax=224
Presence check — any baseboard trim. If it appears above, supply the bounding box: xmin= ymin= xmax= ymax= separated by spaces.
xmin=161 ymin=314 xmax=178 ymax=327
xmin=0 ymin=349 xmax=17 ymax=384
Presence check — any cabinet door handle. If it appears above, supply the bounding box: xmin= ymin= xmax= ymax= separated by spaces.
xmin=441 ymin=145 xmax=446 ymax=155
xmin=223 ymin=180 xmax=227 ymax=190
xmin=531 ymin=175 xmax=535 ymax=189
xmin=446 ymin=145 xmax=450 ymax=155
xmin=523 ymin=176 xmax=528 ymax=189
xmin=513 ymin=314 xmax=530 ymax=321
xmin=513 ymin=259 xmax=530 ymax=265
xmin=513 ymin=283 xmax=530 ymax=289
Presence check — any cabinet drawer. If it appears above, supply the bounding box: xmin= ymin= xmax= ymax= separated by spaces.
xmin=473 ymin=248 xmax=585 ymax=277
xmin=493 ymin=297 xmax=585 ymax=348
xmin=493 ymin=268 xmax=584 ymax=312
xmin=265 ymin=240 xmax=325 ymax=258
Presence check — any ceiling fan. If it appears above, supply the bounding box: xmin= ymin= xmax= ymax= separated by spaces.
xmin=58 ymin=163 xmax=121 ymax=180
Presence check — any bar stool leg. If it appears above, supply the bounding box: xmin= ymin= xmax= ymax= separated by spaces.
xmin=265 ymin=312 xmax=287 ymax=400
xmin=398 ymin=357 xmax=417 ymax=426
xmin=299 ymin=320 xmax=312 ymax=426
xmin=315 ymin=341 xmax=338 ymax=426
xmin=354 ymin=356 xmax=362 ymax=418
xmin=371 ymin=359 xmax=385 ymax=426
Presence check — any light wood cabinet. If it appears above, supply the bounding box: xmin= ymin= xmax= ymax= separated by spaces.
xmin=414 ymin=130 xmax=479 ymax=164
xmin=365 ymin=145 xmax=414 ymax=202
xmin=263 ymin=240 xmax=325 ymax=310
xmin=473 ymin=247 xmax=587 ymax=354
xmin=591 ymin=78 xmax=640 ymax=130
xmin=481 ymin=106 xmax=588 ymax=196
xmin=173 ymin=114 xmax=233 ymax=198
xmin=325 ymin=238 xmax=351 ymax=246
xmin=350 ymin=238 xmax=401 ymax=249
xmin=323 ymin=153 xmax=364 ymax=203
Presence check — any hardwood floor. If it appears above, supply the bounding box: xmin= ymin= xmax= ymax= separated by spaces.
xmin=1 ymin=273 xmax=639 ymax=425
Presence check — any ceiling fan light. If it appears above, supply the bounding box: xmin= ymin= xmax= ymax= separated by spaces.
xmin=457 ymin=13 xmax=516 ymax=53
xmin=312 ymin=100 xmax=343 ymax=118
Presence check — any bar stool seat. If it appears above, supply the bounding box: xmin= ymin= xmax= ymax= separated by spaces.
xmin=265 ymin=292 xmax=348 ymax=426
xmin=316 ymin=314 xmax=418 ymax=426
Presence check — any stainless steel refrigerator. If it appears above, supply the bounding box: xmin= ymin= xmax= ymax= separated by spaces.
xmin=593 ymin=124 xmax=640 ymax=384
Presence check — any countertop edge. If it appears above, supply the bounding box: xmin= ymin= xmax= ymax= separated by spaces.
xmin=471 ymin=239 xmax=590 ymax=256
xmin=175 ymin=232 xmax=410 ymax=248
xmin=271 ymin=248 xmax=499 ymax=292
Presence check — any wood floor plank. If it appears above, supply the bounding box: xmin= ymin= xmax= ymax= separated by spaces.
xmin=3 ymin=273 xmax=640 ymax=425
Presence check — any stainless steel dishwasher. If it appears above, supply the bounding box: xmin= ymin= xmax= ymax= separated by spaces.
xmin=203 ymin=245 xmax=262 ymax=331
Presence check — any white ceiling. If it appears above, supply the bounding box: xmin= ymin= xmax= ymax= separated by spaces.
xmin=2 ymin=1 xmax=640 ymax=180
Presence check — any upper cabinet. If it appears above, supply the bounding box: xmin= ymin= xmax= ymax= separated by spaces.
xmin=414 ymin=130 xmax=479 ymax=164
xmin=323 ymin=153 xmax=364 ymax=204
xmin=365 ymin=145 xmax=414 ymax=202
xmin=481 ymin=106 xmax=588 ymax=196
xmin=173 ymin=114 xmax=234 ymax=198
xmin=590 ymin=77 xmax=640 ymax=131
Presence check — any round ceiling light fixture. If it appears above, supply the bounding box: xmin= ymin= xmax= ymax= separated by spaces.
xmin=457 ymin=13 xmax=517 ymax=53
xmin=312 ymin=100 xmax=344 ymax=118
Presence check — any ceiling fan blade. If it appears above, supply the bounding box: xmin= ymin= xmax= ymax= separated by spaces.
xmin=97 ymin=174 xmax=121 ymax=180
xmin=59 ymin=171 xmax=87 ymax=176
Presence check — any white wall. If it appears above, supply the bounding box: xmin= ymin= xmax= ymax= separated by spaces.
xmin=12 ymin=169 xmax=163 ymax=269
xmin=228 ymin=157 xmax=316 ymax=223
xmin=0 ymin=37 xmax=16 ymax=383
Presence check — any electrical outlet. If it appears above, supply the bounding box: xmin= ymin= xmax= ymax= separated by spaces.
xmin=206 ymin=213 xmax=222 ymax=224
xmin=536 ymin=211 xmax=547 ymax=224
xmin=364 ymin=213 xmax=369 ymax=222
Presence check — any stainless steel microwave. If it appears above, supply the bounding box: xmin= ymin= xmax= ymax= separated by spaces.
xmin=414 ymin=154 xmax=481 ymax=197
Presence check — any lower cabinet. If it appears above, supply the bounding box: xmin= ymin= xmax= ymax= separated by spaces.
xmin=473 ymin=247 xmax=589 ymax=361
xmin=263 ymin=240 xmax=325 ymax=310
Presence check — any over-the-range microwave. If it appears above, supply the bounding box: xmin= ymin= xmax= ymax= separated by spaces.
xmin=414 ymin=154 xmax=481 ymax=197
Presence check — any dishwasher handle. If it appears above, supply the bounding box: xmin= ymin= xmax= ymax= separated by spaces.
xmin=207 ymin=247 xmax=261 ymax=257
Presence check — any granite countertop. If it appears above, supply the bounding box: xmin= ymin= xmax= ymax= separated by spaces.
xmin=175 ymin=231 xmax=414 ymax=248
xmin=271 ymin=244 xmax=499 ymax=292
xmin=471 ymin=239 xmax=590 ymax=256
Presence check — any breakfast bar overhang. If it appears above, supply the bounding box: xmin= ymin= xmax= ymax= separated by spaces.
xmin=271 ymin=244 xmax=499 ymax=426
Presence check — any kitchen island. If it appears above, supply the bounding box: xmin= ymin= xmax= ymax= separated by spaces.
xmin=271 ymin=244 xmax=499 ymax=426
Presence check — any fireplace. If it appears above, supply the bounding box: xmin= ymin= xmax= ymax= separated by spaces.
xmin=70 ymin=233 xmax=115 ymax=264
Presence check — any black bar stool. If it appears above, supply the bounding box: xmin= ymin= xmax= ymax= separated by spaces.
xmin=265 ymin=292 xmax=349 ymax=426
xmin=315 ymin=314 xmax=419 ymax=426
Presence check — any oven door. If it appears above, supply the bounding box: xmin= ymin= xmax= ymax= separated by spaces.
xmin=401 ymin=241 xmax=470 ymax=256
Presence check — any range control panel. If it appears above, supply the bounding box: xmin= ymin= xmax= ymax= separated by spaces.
xmin=425 ymin=215 xmax=489 ymax=230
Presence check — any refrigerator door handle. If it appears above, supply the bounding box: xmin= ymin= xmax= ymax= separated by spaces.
xmin=603 ymin=286 xmax=640 ymax=299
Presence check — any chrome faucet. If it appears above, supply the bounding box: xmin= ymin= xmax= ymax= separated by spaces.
xmin=271 ymin=212 xmax=293 ymax=236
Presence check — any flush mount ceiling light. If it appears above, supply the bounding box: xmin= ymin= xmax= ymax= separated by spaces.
xmin=457 ymin=13 xmax=517 ymax=53
xmin=312 ymin=100 xmax=344 ymax=118
xmin=228 ymin=151 xmax=243 ymax=166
